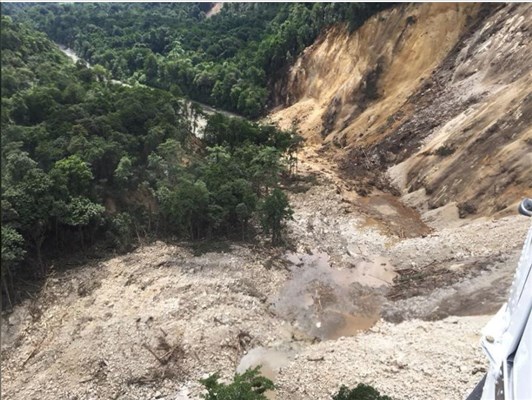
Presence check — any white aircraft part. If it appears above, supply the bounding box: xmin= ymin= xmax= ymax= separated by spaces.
xmin=480 ymin=221 xmax=532 ymax=400
xmin=512 ymin=311 xmax=532 ymax=400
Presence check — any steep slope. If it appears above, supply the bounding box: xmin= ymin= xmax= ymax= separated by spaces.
xmin=270 ymin=3 xmax=532 ymax=218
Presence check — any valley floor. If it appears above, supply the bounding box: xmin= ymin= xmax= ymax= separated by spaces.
xmin=2 ymin=150 xmax=529 ymax=400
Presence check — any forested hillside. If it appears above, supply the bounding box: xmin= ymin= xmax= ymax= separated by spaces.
xmin=1 ymin=2 xmax=393 ymax=303
xmin=0 ymin=15 xmax=299 ymax=304
xmin=3 ymin=3 xmax=389 ymax=117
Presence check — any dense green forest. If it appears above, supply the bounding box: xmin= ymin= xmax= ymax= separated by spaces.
xmin=3 ymin=3 xmax=390 ymax=117
xmin=0 ymin=15 xmax=299 ymax=306
xmin=1 ymin=3 xmax=391 ymax=305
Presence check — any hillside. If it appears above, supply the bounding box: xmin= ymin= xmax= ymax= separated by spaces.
xmin=0 ymin=14 xmax=300 ymax=303
xmin=2 ymin=3 xmax=532 ymax=400
xmin=270 ymin=3 xmax=532 ymax=219
xmin=2 ymin=3 xmax=389 ymax=118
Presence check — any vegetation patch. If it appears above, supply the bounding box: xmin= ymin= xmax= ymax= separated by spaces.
xmin=434 ymin=145 xmax=455 ymax=156
xmin=332 ymin=384 xmax=392 ymax=400
xmin=200 ymin=367 xmax=275 ymax=400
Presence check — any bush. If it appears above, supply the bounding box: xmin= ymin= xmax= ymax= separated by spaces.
xmin=458 ymin=201 xmax=477 ymax=218
xmin=200 ymin=367 xmax=275 ymax=400
xmin=434 ymin=145 xmax=455 ymax=157
xmin=332 ymin=384 xmax=392 ymax=400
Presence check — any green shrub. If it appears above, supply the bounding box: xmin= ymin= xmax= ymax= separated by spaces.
xmin=332 ymin=384 xmax=392 ymax=400
xmin=434 ymin=145 xmax=455 ymax=156
xmin=200 ymin=367 xmax=275 ymax=400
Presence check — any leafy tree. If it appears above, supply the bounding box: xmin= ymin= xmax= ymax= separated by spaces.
xmin=1 ymin=225 xmax=26 ymax=308
xmin=1 ymin=226 xmax=26 ymax=267
xmin=17 ymin=87 xmax=58 ymax=124
xmin=144 ymin=52 xmax=159 ymax=85
xmin=259 ymin=188 xmax=293 ymax=245
xmin=2 ymin=151 xmax=55 ymax=273
xmin=61 ymin=83 xmax=85 ymax=104
xmin=200 ymin=367 xmax=275 ymax=400
xmin=157 ymin=179 xmax=210 ymax=239
xmin=50 ymin=155 xmax=93 ymax=196
xmin=114 ymin=155 xmax=134 ymax=186
xmin=250 ymin=147 xmax=282 ymax=194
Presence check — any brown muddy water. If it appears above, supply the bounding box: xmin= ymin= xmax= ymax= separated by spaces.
xmin=237 ymin=250 xmax=396 ymax=395
xmin=271 ymin=250 xmax=395 ymax=340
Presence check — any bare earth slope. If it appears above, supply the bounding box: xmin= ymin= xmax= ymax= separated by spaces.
xmin=270 ymin=3 xmax=532 ymax=218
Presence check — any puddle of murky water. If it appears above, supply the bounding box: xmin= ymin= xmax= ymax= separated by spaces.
xmin=271 ymin=250 xmax=395 ymax=340
xmin=239 ymin=250 xmax=395 ymax=396
xmin=320 ymin=309 xmax=379 ymax=340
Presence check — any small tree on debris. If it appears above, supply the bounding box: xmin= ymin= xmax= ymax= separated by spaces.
xmin=200 ymin=367 xmax=275 ymax=400
xmin=259 ymin=188 xmax=293 ymax=245
xmin=332 ymin=384 xmax=392 ymax=400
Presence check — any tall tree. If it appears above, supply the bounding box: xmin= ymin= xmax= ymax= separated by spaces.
xmin=259 ymin=188 xmax=293 ymax=245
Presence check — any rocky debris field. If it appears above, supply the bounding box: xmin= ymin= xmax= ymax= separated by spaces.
xmin=286 ymin=154 xmax=530 ymax=321
xmin=1 ymin=243 xmax=291 ymax=400
xmin=275 ymin=316 xmax=491 ymax=400
xmin=2 ymin=165 xmax=530 ymax=400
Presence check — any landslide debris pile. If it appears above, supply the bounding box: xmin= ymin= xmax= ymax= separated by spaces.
xmin=2 ymin=169 xmax=529 ymax=400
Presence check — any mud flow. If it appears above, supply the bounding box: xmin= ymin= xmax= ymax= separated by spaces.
xmin=271 ymin=250 xmax=395 ymax=340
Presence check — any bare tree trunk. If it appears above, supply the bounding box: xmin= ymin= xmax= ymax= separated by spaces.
xmin=7 ymin=267 xmax=14 ymax=295
xmin=55 ymin=219 xmax=59 ymax=248
xmin=155 ymin=214 xmax=160 ymax=237
xmin=134 ymin=221 xmax=143 ymax=248
xmin=36 ymin=240 xmax=44 ymax=277
xmin=79 ymin=226 xmax=85 ymax=251
xmin=90 ymin=225 xmax=95 ymax=246
xmin=3 ymin=278 xmax=13 ymax=311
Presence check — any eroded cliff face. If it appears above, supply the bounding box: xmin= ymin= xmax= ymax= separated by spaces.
xmin=270 ymin=3 xmax=532 ymax=218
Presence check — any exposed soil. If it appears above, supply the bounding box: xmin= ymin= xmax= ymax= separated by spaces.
xmin=270 ymin=3 xmax=532 ymax=216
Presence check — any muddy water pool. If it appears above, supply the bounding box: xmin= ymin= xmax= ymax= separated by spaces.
xmin=272 ymin=250 xmax=395 ymax=340
xmin=237 ymin=249 xmax=396 ymax=393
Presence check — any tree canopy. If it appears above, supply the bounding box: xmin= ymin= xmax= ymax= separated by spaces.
xmin=1 ymin=2 xmax=391 ymax=303
xmin=1 ymin=15 xmax=299 ymax=302
xmin=3 ymin=3 xmax=391 ymax=118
